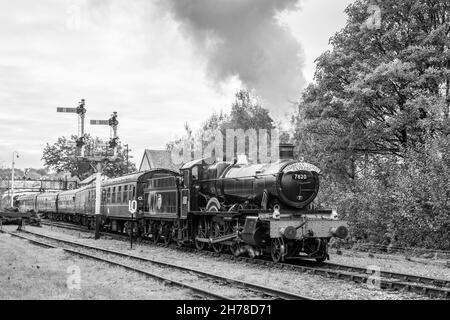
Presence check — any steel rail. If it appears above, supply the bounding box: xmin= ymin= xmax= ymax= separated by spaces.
xmin=18 ymin=229 xmax=313 ymax=300
xmin=41 ymin=221 xmax=93 ymax=232
xmin=177 ymin=245 xmax=450 ymax=299
xmin=39 ymin=220 xmax=450 ymax=299
xmin=353 ymin=242 xmax=450 ymax=254
xmin=190 ymin=247 xmax=450 ymax=299
xmin=3 ymin=230 xmax=230 ymax=300
xmin=321 ymin=261 xmax=450 ymax=289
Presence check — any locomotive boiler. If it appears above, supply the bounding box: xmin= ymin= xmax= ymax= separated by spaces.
xmin=180 ymin=144 xmax=348 ymax=262
xmin=197 ymin=150 xmax=321 ymax=211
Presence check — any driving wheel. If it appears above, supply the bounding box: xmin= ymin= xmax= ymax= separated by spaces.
xmin=271 ymin=237 xmax=285 ymax=263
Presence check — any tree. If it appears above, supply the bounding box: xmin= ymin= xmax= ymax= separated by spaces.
xmin=207 ymin=90 xmax=276 ymax=159
xmin=295 ymin=0 xmax=450 ymax=176
xmin=168 ymin=89 xmax=277 ymax=163
xmin=292 ymin=0 xmax=450 ymax=249
xmin=42 ymin=134 xmax=136 ymax=180
xmin=218 ymin=90 xmax=275 ymax=132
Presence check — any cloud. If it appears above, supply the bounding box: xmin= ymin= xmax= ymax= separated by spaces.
xmin=163 ymin=0 xmax=306 ymax=116
xmin=2 ymin=0 xmax=349 ymax=169
xmin=0 ymin=0 xmax=239 ymax=169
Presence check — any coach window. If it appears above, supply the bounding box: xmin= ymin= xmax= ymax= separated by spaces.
xmin=168 ymin=192 xmax=176 ymax=213
xmin=123 ymin=185 xmax=128 ymax=203
xmin=112 ymin=187 xmax=116 ymax=204
xmin=131 ymin=185 xmax=136 ymax=200
xmin=107 ymin=187 xmax=111 ymax=203
xmin=144 ymin=192 xmax=149 ymax=212
xmin=118 ymin=186 xmax=122 ymax=203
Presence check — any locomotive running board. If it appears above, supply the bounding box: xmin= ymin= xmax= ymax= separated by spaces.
xmin=195 ymin=233 xmax=238 ymax=244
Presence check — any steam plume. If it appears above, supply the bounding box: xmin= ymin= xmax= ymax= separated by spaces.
xmin=164 ymin=0 xmax=306 ymax=115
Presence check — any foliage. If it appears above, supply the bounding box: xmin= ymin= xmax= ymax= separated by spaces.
xmin=167 ymin=89 xmax=278 ymax=162
xmin=42 ymin=134 xmax=136 ymax=180
xmin=0 ymin=169 xmax=25 ymax=180
xmin=316 ymin=136 xmax=450 ymax=249
xmin=293 ymin=0 xmax=450 ymax=249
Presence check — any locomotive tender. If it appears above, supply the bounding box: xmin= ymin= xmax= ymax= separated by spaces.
xmin=16 ymin=144 xmax=348 ymax=262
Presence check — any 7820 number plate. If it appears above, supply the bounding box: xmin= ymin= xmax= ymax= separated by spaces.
xmin=292 ymin=173 xmax=308 ymax=180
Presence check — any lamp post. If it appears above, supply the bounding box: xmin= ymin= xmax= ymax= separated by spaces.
xmin=10 ymin=151 xmax=19 ymax=207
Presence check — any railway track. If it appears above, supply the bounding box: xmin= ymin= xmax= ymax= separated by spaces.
xmin=4 ymin=228 xmax=313 ymax=300
xmin=320 ymin=261 xmax=450 ymax=289
xmin=39 ymin=220 xmax=450 ymax=299
xmin=352 ymin=243 xmax=450 ymax=255
xmin=177 ymin=245 xmax=450 ymax=299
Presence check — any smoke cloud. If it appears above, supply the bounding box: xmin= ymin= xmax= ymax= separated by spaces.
xmin=163 ymin=0 xmax=306 ymax=116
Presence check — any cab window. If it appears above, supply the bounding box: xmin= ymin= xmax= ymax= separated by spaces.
xmin=182 ymin=170 xmax=190 ymax=187
xmin=131 ymin=185 xmax=136 ymax=200
xmin=192 ymin=166 xmax=198 ymax=181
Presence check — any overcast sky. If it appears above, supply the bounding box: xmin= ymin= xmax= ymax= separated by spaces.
xmin=0 ymin=0 xmax=353 ymax=170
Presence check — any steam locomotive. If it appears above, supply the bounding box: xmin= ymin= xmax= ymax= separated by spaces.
xmin=16 ymin=144 xmax=348 ymax=262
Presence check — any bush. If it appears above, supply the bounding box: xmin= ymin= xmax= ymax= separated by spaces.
xmin=314 ymin=137 xmax=450 ymax=250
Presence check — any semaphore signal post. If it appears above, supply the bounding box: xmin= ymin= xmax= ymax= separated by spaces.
xmin=91 ymin=111 xmax=119 ymax=156
xmin=57 ymin=99 xmax=87 ymax=157
xmin=56 ymin=99 xmax=121 ymax=239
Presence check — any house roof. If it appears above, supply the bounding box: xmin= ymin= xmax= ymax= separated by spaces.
xmin=139 ymin=149 xmax=179 ymax=172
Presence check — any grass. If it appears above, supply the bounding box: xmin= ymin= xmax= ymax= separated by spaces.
xmin=0 ymin=232 xmax=191 ymax=299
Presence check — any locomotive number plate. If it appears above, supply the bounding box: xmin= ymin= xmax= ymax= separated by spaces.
xmin=292 ymin=173 xmax=308 ymax=180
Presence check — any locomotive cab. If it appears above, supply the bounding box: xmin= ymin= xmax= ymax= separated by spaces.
xmin=180 ymin=157 xmax=218 ymax=211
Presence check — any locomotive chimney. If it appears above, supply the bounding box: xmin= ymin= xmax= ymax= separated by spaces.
xmin=279 ymin=144 xmax=295 ymax=160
